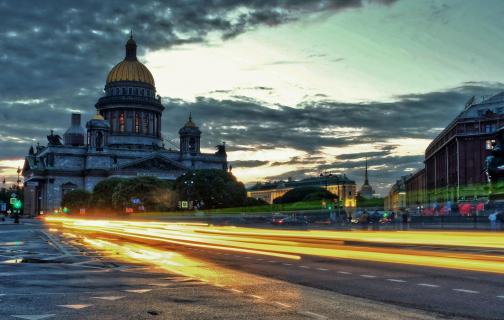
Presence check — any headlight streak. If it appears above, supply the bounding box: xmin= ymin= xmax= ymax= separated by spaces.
xmin=46 ymin=217 xmax=504 ymax=274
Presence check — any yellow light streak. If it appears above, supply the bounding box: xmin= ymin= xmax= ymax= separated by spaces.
xmin=45 ymin=217 xmax=504 ymax=274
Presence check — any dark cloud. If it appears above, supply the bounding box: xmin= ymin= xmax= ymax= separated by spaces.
xmin=336 ymin=151 xmax=389 ymax=160
xmin=231 ymin=160 xmax=269 ymax=168
xmin=1 ymin=0 xmax=499 ymax=195
xmin=0 ymin=0 xmax=398 ymax=99
xmin=164 ymin=81 xmax=503 ymax=152
xmin=161 ymin=82 xmax=502 ymax=194
xmin=0 ymin=0 xmax=398 ymax=157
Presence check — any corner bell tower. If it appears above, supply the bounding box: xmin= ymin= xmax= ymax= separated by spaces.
xmin=179 ymin=113 xmax=201 ymax=155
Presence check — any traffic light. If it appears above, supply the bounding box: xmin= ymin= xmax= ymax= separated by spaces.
xmin=12 ymin=199 xmax=22 ymax=210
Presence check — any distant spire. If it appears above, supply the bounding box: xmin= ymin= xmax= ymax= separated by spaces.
xmin=364 ymin=158 xmax=369 ymax=185
xmin=189 ymin=112 xmax=192 ymax=122
xmin=130 ymin=29 xmax=133 ymax=39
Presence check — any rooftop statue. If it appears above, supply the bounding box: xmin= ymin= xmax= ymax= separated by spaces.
xmin=47 ymin=130 xmax=62 ymax=146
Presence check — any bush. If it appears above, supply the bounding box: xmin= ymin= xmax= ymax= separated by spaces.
xmin=61 ymin=189 xmax=91 ymax=214
xmin=274 ymin=187 xmax=337 ymax=204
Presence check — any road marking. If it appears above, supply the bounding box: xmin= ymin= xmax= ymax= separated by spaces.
xmin=298 ymin=311 xmax=328 ymax=319
xmin=11 ymin=315 xmax=56 ymax=320
xmin=317 ymin=268 xmax=329 ymax=271
xmin=223 ymin=253 xmax=229 ymax=256
xmin=417 ymin=283 xmax=440 ymax=288
xmin=257 ymin=258 xmax=264 ymax=261
xmin=214 ymin=284 xmax=225 ymax=287
xmin=268 ymin=260 xmax=277 ymax=263
xmin=249 ymin=294 xmax=264 ymax=300
xmin=92 ymin=296 xmax=125 ymax=301
xmin=274 ymin=301 xmax=291 ymax=308
xmin=453 ymin=289 xmax=479 ymax=294
xmin=123 ymin=289 xmax=152 ymax=293
xmin=360 ymin=274 xmax=376 ymax=278
xmin=57 ymin=304 xmax=92 ymax=310
xmin=228 ymin=289 xmax=243 ymax=293
xmin=148 ymin=283 xmax=173 ymax=287
xmin=497 ymin=295 xmax=504 ymax=299
xmin=338 ymin=271 xmax=351 ymax=275
xmin=386 ymin=279 xmax=406 ymax=283
xmin=283 ymin=263 xmax=292 ymax=266
xmin=300 ymin=265 xmax=310 ymax=269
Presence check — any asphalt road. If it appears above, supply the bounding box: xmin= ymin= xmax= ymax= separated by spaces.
xmin=1 ymin=219 xmax=503 ymax=319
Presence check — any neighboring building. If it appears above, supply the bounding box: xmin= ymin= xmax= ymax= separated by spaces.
xmin=405 ymin=168 xmax=426 ymax=209
xmin=247 ymin=174 xmax=357 ymax=208
xmin=358 ymin=159 xmax=375 ymax=199
xmin=384 ymin=175 xmax=409 ymax=212
xmin=22 ymin=35 xmax=227 ymax=216
xmin=405 ymin=92 xmax=504 ymax=207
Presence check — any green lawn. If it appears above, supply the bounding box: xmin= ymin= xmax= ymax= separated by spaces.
xmin=132 ymin=200 xmax=326 ymax=218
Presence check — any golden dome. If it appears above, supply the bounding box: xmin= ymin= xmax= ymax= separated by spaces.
xmin=105 ymin=35 xmax=155 ymax=87
xmin=106 ymin=60 xmax=155 ymax=86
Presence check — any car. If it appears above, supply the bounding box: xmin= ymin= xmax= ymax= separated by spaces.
xmin=271 ymin=213 xmax=288 ymax=225
xmin=272 ymin=216 xmax=309 ymax=226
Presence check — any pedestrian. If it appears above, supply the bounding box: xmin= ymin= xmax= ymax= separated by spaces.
xmin=402 ymin=210 xmax=409 ymax=230
xmin=489 ymin=211 xmax=498 ymax=231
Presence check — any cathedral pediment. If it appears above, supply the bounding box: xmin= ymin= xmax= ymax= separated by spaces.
xmin=117 ymin=154 xmax=187 ymax=171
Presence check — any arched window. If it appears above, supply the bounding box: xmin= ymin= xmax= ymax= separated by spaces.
xmin=141 ymin=89 xmax=144 ymax=96
xmin=110 ymin=112 xmax=115 ymax=131
xmin=119 ymin=112 xmax=125 ymax=132
xmin=189 ymin=137 xmax=196 ymax=152
xmin=135 ymin=113 xmax=140 ymax=133
xmin=128 ymin=88 xmax=132 ymax=95
xmin=134 ymin=88 xmax=138 ymax=95
xmin=143 ymin=113 xmax=149 ymax=134
xmin=122 ymin=88 xmax=126 ymax=95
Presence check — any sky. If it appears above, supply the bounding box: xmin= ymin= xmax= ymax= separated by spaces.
xmin=1 ymin=0 xmax=504 ymax=195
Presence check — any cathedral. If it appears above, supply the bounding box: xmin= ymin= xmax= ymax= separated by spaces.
xmin=22 ymin=35 xmax=227 ymax=216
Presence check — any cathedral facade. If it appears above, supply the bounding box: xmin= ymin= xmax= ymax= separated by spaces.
xmin=22 ymin=36 xmax=227 ymax=216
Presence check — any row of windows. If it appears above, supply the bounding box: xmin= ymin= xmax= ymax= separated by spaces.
xmin=477 ymin=107 xmax=504 ymax=116
xmin=106 ymin=111 xmax=159 ymax=135
xmin=106 ymin=87 xmax=155 ymax=97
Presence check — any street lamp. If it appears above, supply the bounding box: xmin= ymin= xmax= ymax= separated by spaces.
xmin=16 ymin=166 xmax=21 ymax=188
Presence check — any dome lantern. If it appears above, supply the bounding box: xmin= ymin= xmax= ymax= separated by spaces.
xmin=125 ymin=31 xmax=137 ymax=61
xmin=105 ymin=34 xmax=155 ymax=87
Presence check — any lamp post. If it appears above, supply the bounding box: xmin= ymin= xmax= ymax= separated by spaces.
xmin=16 ymin=167 xmax=21 ymax=188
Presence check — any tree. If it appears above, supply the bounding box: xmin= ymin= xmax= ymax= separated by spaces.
xmin=174 ymin=170 xmax=246 ymax=209
xmin=90 ymin=178 xmax=125 ymax=211
xmin=61 ymin=189 xmax=91 ymax=213
xmin=274 ymin=187 xmax=337 ymax=204
xmin=111 ymin=177 xmax=175 ymax=211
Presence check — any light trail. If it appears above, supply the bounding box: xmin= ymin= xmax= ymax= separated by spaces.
xmin=46 ymin=217 xmax=504 ymax=274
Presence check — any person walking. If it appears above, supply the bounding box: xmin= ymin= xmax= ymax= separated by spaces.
xmin=402 ymin=210 xmax=409 ymax=230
